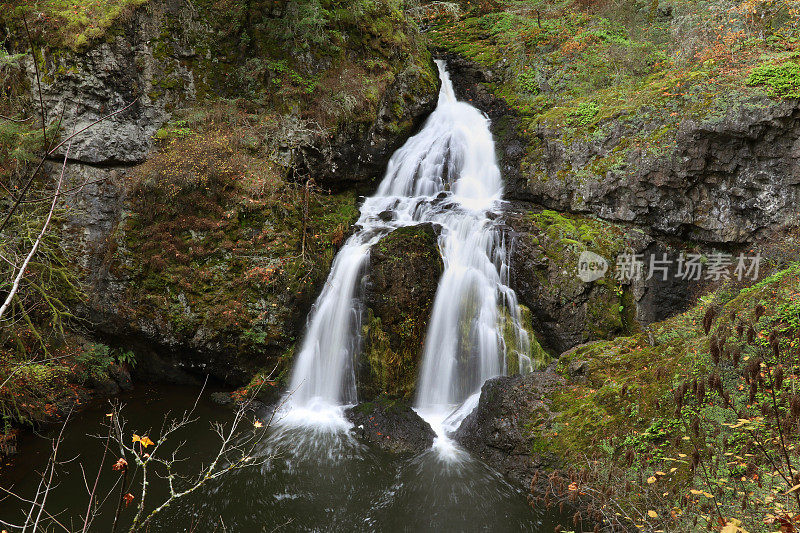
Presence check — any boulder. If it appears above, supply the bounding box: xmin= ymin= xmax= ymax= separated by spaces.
xmin=503 ymin=207 xmax=695 ymax=353
xmin=454 ymin=371 xmax=565 ymax=487
xmin=346 ymin=399 xmax=436 ymax=454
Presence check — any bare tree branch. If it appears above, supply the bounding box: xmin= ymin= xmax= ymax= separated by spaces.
xmin=0 ymin=142 xmax=69 ymax=321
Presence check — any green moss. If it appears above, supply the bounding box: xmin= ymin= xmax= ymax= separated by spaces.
xmin=568 ymin=101 xmax=600 ymax=127
xmin=115 ymin=102 xmax=360 ymax=363
xmin=529 ymin=259 xmax=800 ymax=530
xmin=503 ymin=304 xmax=550 ymax=373
xmin=360 ymin=310 xmax=419 ymax=400
xmin=6 ymin=0 xmax=150 ymax=51
xmin=427 ymin=0 xmax=799 ymax=191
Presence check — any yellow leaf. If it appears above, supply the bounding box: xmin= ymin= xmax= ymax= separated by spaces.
xmin=132 ymin=434 xmax=141 ymax=444
xmin=721 ymin=518 xmax=749 ymax=533
xmin=647 ymin=476 xmax=657 ymax=484
xmin=253 ymin=420 xmax=263 ymax=428
xmin=788 ymin=483 xmax=800 ymax=493
xmin=140 ymin=436 xmax=154 ymax=448
xmin=655 ymin=471 xmax=666 ymax=476
xmin=648 ymin=510 xmax=658 ymax=518
xmin=689 ymin=489 xmax=703 ymax=495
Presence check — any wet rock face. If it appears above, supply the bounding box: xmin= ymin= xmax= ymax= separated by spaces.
xmin=345 ymin=400 xmax=435 ymax=454
xmin=527 ymin=99 xmax=800 ymax=243
xmin=502 ymin=208 xmax=636 ymax=354
xmin=503 ymin=206 xmax=695 ymax=353
xmin=357 ymin=223 xmax=443 ymax=400
xmin=440 ymin=52 xmax=800 ymax=244
xmin=454 ymin=371 xmax=564 ymax=487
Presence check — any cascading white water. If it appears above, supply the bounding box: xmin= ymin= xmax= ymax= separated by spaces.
xmin=283 ymin=61 xmax=533 ymax=440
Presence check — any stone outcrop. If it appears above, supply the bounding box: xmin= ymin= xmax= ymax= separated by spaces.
xmin=502 ymin=206 xmax=696 ymax=353
xmin=296 ymin=60 xmax=440 ymax=190
xmin=526 ymin=98 xmax=800 ymax=243
xmin=10 ymin=0 xmax=441 ymax=385
xmin=26 ymin=0 xmax=197 ymax=165
xmin=346 ymin=400 xmax=436 ymax=454
xmin=357 ymin=223 xmax=443 ymax=399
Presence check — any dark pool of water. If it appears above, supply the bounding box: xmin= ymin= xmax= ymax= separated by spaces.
xmin=0 ymin=385 xmax=567 ymax=532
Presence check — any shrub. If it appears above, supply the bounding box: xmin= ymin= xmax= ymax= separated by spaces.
xmin=746 ymin=61 xmax=800 ymax=98
xmin=568 ymin=101 xmax=601 ymax=126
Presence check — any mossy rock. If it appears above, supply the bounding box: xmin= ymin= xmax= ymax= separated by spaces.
xmin=357 ymin=223 xmax=443 ymax=400
xmin=506 ymin=208 xmax=639 ymax=353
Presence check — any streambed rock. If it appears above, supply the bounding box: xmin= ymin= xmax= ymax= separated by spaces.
xmin=357 ymin=223 xmax=443 ymax=400
xmin=454 ymin=371 xmax=565 ymax=487
xmin=345 ymin=400 xmax=435 ymax=454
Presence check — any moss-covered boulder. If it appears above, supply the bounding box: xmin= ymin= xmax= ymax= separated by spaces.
xmin=357 ymin=223 xmax=443 ymax=400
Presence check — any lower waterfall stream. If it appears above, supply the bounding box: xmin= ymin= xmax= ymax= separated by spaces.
xmin=0 ymin=385 xmax=567 ymax=531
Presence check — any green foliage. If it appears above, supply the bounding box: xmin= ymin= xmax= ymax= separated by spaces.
xmin=502 ymin=304 xmax=550 ymax=373
xmin=746 ymin=61 xmax=800 ymax=98
xmin=153 ymin=120 xmax=194 ymax=141
xmin=116 ymin=349 xmax=137 ymax=367
xmin=72 ymin=343 xmax=137 ymax=373
xmin=517 ymin=67 xmax=539 ymax=94
xmin=621 ymin=416 xmax=680 ymax=453
xmin=568 ymin=101 xmax=600 ymax=126
xmin=75 ymin=343 xmax=115 ymax=374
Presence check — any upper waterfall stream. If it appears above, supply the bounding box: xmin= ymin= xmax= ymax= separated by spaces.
xmin=284 ymin=61 xmax=533 ymax=448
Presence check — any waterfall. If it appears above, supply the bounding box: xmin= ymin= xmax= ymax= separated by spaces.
xmin=283 ymin=61 xmax=532 ymax=438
